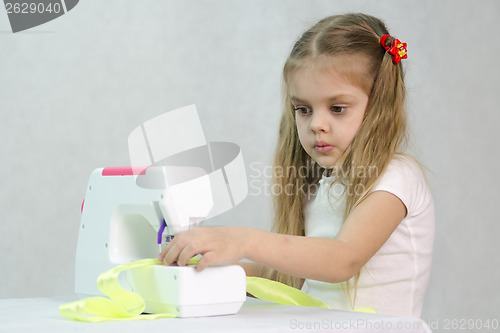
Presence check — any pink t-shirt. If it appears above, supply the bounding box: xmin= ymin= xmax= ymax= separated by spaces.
xmin=304 ymin=154 xmax=435 ymax=317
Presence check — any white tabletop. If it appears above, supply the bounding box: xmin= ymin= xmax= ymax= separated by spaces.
xmin=0 ymin=295 xmax=431 ymax=332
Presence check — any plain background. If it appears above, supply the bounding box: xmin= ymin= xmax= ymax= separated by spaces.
xmin=1 ymin=0 xmax=499 ymax=328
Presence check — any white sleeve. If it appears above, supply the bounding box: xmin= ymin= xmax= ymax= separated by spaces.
xmin=371 ymin=155 xmax=432 ymax=217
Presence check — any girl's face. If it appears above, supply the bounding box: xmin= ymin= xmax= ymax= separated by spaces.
xmin=290 ymin=63 xmax=369 ymax=168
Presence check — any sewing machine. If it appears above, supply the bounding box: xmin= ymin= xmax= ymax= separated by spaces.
xmin=74 ymin=105 xmax=249 ymax=317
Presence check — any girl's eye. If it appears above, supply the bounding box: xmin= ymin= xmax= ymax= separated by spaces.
xmin=294 ymin=106 xmax=312 ymax=115
xmin=331 ymin=106 xmax=347 ymax=114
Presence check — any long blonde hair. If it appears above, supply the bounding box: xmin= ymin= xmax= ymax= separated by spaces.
xmin=263 ymin=13 xmax=407 ymax=299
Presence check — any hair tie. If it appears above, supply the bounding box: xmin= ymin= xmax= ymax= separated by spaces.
xmin=380 ymin=34 xmax=407 ymax=64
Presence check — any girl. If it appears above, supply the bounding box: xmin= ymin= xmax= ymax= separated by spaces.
xmin=159 ymin=13 xmax=434 ymax=317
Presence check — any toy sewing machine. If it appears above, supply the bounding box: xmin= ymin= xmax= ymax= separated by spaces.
xmin=74 ymin=105 xmax=248 ymax=317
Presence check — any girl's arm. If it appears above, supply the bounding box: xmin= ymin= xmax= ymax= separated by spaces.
xmin=238 ymin=262 xmax=265 ymax=277
xmin=158 ymin=190 xmax=406 ymax=283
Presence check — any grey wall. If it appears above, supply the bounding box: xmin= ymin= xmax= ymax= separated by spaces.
xmin=1 ymin=0 xmax=499 ymax=328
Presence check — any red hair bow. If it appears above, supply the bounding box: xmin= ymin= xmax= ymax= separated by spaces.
xmin=380 ymin=34 xmax=407 ymax=64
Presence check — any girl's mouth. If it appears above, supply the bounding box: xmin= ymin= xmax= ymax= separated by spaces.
xmin=314 ymin=141 xmax=334 ymax=153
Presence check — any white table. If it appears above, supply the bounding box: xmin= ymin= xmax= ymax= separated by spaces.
xmin=0 ymin=296 xmax=431 ymax=332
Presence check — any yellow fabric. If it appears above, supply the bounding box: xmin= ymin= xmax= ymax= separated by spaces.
xmin=60 ymin=258 xmax=375 ymax=322
xmin=246 ymin=277 xmax=330 ymax=309
xmin=59 ymin=259 xmax=175 ymax=322
xmin=354 ymin=307 xmax=378 ymax=314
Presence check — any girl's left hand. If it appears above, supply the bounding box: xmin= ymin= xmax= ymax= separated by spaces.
xmin=158 ymin=227 xmax=250 ymax=271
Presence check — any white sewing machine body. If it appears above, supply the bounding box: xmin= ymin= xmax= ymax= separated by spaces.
xmin=74 ymin=105 xmax=248 ymax=318
xmin=75 ymin=163 xmax=247 ymax=317
xmin=122 ymin=264 xmax=246 ymax=317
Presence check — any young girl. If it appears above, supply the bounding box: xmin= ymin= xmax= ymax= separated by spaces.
xmin=159 ymin=13 xmax=434 ymax=317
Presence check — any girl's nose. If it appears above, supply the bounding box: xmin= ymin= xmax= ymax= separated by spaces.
xmin=310 ymin=109 xmax=331 ymax=133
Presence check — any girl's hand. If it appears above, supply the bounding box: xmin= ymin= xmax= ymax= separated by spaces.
xmin=158 ymin=227 xmax=250 ymax=272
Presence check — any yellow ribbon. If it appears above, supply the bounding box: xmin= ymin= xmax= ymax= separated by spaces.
xmin=246 ymin=276 xmax=329 ymax=309
xmin=60 ymin=258 xmax=374 ymax=322
xmin=60 ymin=259 xmax=175 ymax=322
